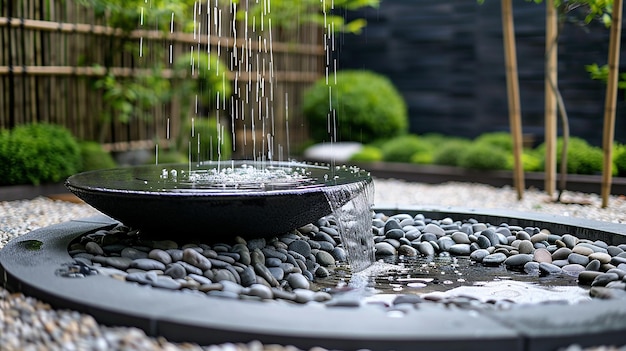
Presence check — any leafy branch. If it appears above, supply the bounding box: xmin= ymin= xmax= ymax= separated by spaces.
xmin=234 ymin=0 xmax=380 ymax=34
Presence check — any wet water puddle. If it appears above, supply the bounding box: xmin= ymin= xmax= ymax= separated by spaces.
xmin=315 ymin=255 xmax=591 ymax=307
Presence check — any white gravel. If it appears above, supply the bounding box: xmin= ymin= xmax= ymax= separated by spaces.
xmin=373 ymin=179 xmax=626 ymax=224
xmin=1 ymin=179 xmax=625 ymax=351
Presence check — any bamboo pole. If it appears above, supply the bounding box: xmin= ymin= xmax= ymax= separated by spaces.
xmin=0 ymin=65 xmax=320 ymax=83
xmin=601 ymin=0 xmax=623 ymax=208
xmin=544 ymin=0 xmax=558 ymax=197
xmin=501 ymin=0 xmax=525 ymax=200
xmin=0 ymin=17 xmax=324 ymax=56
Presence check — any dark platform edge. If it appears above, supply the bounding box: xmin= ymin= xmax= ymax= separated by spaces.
xmin=1 ymin=208 xmax=626 ymax=351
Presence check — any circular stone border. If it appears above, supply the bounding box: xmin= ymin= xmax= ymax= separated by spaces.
xmin=1 ymin=206 xmax=626 ymax=351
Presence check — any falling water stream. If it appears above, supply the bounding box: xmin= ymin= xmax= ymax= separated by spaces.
xmin=137 ymin=1 xmax=378 ymax=271
xmin=323 ymin=178 xmax=375 ymax=272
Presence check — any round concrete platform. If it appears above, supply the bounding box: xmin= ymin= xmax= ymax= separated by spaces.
xmin=2 ymin=207 xmax=626 ymax=351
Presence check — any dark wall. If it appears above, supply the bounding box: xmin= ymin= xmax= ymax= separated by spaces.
xmin=334 ymin=0 xmax=626 ymax=146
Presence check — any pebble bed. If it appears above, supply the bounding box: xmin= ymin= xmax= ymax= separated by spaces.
xmin=64 ymin=209 xmax=626 ymax=307
xmin=2 ymin=180 xmax=626 ymax=350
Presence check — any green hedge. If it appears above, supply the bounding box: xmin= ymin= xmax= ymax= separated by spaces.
xmin=458 ymin=142 xmax=509 ymax=171
xmin=303 ymin=70 xmax=408 ymax=143
xmin=349 ymin=145 xmax=383 ymax=162
xmin=79 ymin=141 xmax=117 ymax=171
xmin=380 ymin=135 xmax=430 ymax=163
xmin=614 ymin=143 xmax=626 ymax=176
xmin=0 ymin=123 xmax=82 ymax=185
xmin=432 ymin=138 xmax=472 ymax=167
xmin=353 ymin=132 xmax=623 ymax=176
xmin=536 ymin=137 xmax=605 ymax=175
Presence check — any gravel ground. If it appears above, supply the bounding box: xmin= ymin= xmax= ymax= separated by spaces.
xmin=1 ymin=178 xmax=625 ymax=351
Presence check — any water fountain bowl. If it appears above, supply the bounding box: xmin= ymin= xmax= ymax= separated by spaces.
xmin=64 ymin=161 xmax=372 ymax=239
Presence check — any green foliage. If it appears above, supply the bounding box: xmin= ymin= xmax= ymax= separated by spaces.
xmin=349 ymin=146 xmax=383 ymax=162
xmin=483 ymin=0 xmax=614 ymax=27
xmin=432 ymin=139 xmax=473 ymax=166
xmin=173 ymin=52 xmax=232 ymax=109
xmin=555 ymin=0 xmax=614 ymax=26
xmin=410 ymin=151 xmax=434 ymax=165
xmin=303 ymin=70 xmax=408 ymax=143
xmin=78 ymin=0 xmax=195 ymax=33
xmin=147 ymin=148 xmax=188 ymax=165
xmin=522 ymin=151 xmax=543 ymax=172
xmin=586 ymin=63 xmax=626 ymax=97
xmin=94 ymin=69 xmax=171 ymax=125
xmin=536 ymin=137 xmax=606 ymax=175
xmin=0 ymin=123 xmax=81 ymax=185
xmin=79 ymin=142 xmax=117 ymax=171
xmin=235 ymin=0 xmax=380 ymax=34
xmin=614 ymin=143 xmax=626 ymax=176
xmin=474 ymin=132 xmax=514 ymax=152
xmin=380 ymin=135 xmax=430 ymax=163
xmin=458 ymin=142 xmax=510 ymax=171
xmin=79 ymin=0 xmax=191 ymax=132
xmin=177 ymin=118 xmax=232 ymax=163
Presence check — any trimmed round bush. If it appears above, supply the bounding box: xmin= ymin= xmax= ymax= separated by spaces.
xmin=303 ymin=70 xmax=408 ymax=143
xmin=521 ymin=151 xmax=543 ymax=172
xmin=178 ymin=117 xmax=232 ymax=163
xmin=381 ymin=135 xmax=431 ymax=163
xmin=614 ymin=143 xmax=626 ymax=176
xmin=349 ymin=146 xmax=383 ymax=162
xmin=0 ymin=123 xmax=81 ymax=185
xmin=79 ymin=141 xmax=117 ymax=171
xmin=475 ymin=132 xmax=514 ymax=152
xmin=458 ymin=143 xmax=509 ymax=171
xmin=537 ymin=137 xmax=604 ymax=175
xmin=432 ymin=139 xmax=472 ymax=167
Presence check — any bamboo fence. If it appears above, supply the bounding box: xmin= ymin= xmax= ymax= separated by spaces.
xmin=0 ymin=0 xmax=324 ymax=158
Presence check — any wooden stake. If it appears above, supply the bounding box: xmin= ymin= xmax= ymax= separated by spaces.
xmin=544 ymin=0 xmax=558 ymax=197
xmin=501 ymin=0 xmax=525 ymax=200
xmin=601 ymin=0 xmax=623 ymax=208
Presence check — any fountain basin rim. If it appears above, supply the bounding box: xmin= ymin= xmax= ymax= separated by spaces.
xmin=64 ymin=179 xmax=370 ymax=198
xmin=65 ymin=161 xmax=372 ymax=196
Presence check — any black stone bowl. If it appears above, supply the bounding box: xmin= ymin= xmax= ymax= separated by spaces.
xmin=65 ymin=161 xmax=372 ymax=239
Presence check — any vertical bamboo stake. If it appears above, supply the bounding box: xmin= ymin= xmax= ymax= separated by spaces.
xmin=501 ymin=0 xmax=525 ymax=200
xmin=601 ymin=0 xmax=623 ymax=208
xmin=544 ymin=0 xmax=558 ymax=197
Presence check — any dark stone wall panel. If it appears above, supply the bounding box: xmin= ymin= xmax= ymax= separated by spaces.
xmin=334 ymin=0 xmax=626 ymax=145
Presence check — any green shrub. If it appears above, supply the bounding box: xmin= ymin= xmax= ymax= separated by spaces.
xmin=432 ymin=139 xmax=472 ymax=166
xmin=381 ymin=135 xmax=431 ymax=163
xmin=173 ymin=52 xmax=231 ymax=109
xmin=410 ymin=151 xmax=434 ymax=165
xmin=458 ymin=143 xmax=509 ymax=170
xmin=177 ymin=117 xmax=232 ymax=163
xmin=536 ymin=137 xmax=605 ymax=175
xmin=349 ymin=146 xmax=383 ymax=162
xmin=79 ymin=142 xmax=117 ymax=171
xmin=475 ymin=132 xmax=514 ymax=152
xmin=521 ymin=151 xmax=543 ymax=172
xmin=303 ymin=70 xmax=408 ymax=143
xmin=614 ymin=143 xmax=626 ymax=176
xmin=0 ymin=123 xmax=81 ymax=185
xmin=146 ymin=148 xmax=188 ymax=165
